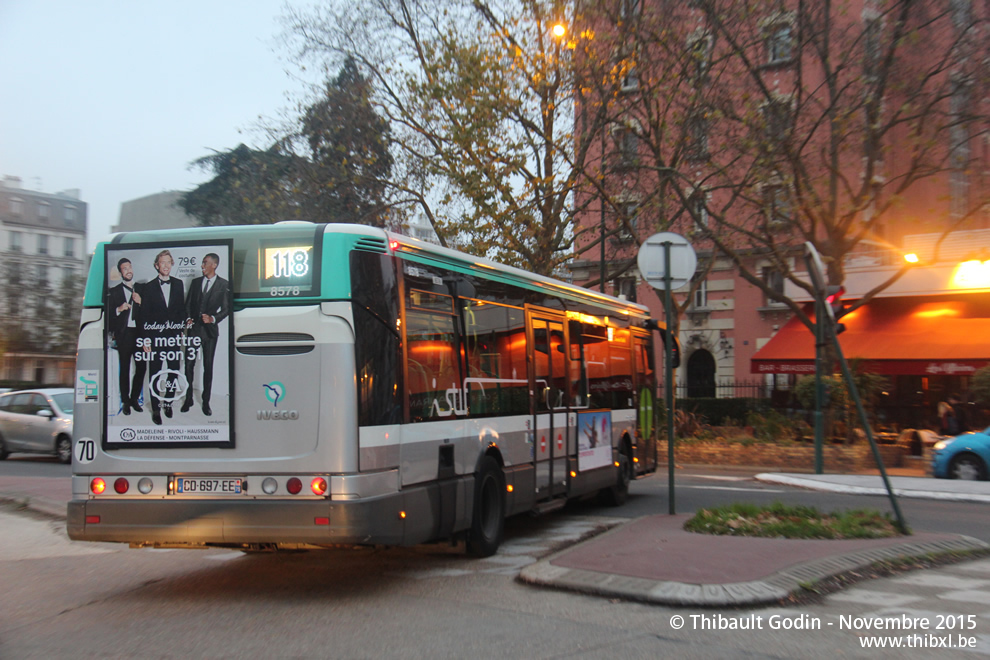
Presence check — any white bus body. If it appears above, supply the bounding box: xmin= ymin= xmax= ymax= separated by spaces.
xmin=68 ymin=224 xmax=659 ymax=556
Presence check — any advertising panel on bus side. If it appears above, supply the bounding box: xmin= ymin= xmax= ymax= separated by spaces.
xmin=103 ymin=240 xmax=234 ymax=448
xmin=578 ymin=410 xmax=613 ymax=471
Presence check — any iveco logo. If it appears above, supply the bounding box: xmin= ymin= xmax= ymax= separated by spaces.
xmin=257 ymin=410 xmax=300 ymax=421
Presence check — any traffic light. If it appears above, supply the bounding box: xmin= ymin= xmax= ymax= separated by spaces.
xmin=644 ymin=319 xmax=681 ymax=368
xmin=824 ymin=285 xmax=847 ymax=334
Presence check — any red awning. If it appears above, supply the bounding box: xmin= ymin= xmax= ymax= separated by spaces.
xmin=751 ymin=295 xmax=990 ymax=376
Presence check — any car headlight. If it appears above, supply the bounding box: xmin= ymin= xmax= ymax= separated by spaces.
xmin=933 ymin=440 xmax=950 ymax=451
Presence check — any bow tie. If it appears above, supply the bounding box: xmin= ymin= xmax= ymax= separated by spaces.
xmin=159 ymin=279 xmax=169 ymax=286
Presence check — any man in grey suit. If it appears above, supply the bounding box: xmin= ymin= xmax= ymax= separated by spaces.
xmin=181 ymin=253 xmax=231 ymax=416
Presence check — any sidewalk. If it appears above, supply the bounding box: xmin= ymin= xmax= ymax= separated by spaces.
xmin=521 ymin=472 xmax=990 ymax=606
xmin=3 ymin=473 xmax=989 ymax=607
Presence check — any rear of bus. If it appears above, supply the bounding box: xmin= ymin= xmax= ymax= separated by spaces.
xmin=67 ymin=223 xmax=413 ymax=548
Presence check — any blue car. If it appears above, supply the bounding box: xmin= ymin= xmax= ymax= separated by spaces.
xmin=932 ymin=426 xmax=990 ymax=481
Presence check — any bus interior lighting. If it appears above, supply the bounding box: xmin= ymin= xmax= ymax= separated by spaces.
xmin=91 ymin=478 xmax=106 ymax=495
xmin=286 ymin=478 xmax=303 ymax=495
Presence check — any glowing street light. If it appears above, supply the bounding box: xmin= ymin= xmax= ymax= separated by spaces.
xmin=552 ymin=23 xmax=566 ymax=38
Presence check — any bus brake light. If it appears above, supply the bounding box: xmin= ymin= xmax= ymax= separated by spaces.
xmin=114 ymin=478 xmax=130 ymax=494
xmin=286 ymin=478 xmax=303 ymax=495
xmin=91 ymin=478 xmax=106 ymax=494
xmin=311 ymin=477 xmax=328 ymax=496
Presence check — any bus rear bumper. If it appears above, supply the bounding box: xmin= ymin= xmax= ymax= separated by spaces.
xmin=66 ymin=481 xmax=472 ymax=547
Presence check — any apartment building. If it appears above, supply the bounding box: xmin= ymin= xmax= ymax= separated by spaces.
xmin=0 ymin=176 xmax=88 ymax=384
xmin=569 ymin=0 xmax=990 ymax=427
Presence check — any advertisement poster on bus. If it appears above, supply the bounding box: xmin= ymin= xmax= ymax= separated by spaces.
xmin=577 ymin=410 xmax=612 ymax=472
xmin=103 ymin=240 xmax=234 ymax=448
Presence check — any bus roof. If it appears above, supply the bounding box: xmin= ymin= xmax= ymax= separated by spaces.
xmin=86 ymin=223 xmax=651 ymax=318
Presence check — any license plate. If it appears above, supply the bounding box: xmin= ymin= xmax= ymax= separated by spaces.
xmin=174 ymin=477 xmax=242 ymax=495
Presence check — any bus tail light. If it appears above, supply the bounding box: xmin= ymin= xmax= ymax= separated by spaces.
xmin=311 ymin=477 xmax=328 ymax=496
xmin=286 ymin=477 xmax=302 ymax=495
xmin=85 ymin=515 xmax=101 ymax=524
xmin=91 ymin=478 xmax=106 ymax=494
xmin=114 ymin=478 xmax=130 ymax=494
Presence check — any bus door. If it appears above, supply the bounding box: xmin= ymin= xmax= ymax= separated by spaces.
xmin=633 ymin=329 xmax=658 ymax=472
xmin=529 ymin=312 xmax=569 ymax=500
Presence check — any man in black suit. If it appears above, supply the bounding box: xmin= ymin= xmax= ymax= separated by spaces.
xmin=107 ymin=258 xmax=145 ymax=415
xmin=141 ymin=249 xmax=186 ymax=425
xmin=181 ymin=252 xmax=230 ymax=416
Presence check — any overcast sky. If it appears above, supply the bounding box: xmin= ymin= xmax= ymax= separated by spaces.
xmin=1 ymin=0 xmax=315 ymax=252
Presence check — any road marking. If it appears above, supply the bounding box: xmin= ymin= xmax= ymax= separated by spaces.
xmin=677 ymin=485 xmax=787 ymax=493
xmin=688 ymin=475 xmax=751 ymax=482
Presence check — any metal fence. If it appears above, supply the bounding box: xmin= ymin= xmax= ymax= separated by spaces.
xmin=658 ymin=380 xmax=773 ymax=401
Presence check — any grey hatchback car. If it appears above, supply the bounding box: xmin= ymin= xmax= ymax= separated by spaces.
xmin=0 ymin=388 xmax=74 ymax=463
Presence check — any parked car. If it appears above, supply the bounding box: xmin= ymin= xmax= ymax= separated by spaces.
xmin=932 ymin=426 xmax=990 ymax=481
xmin=0 ymin=388 xmax=74 ymax=463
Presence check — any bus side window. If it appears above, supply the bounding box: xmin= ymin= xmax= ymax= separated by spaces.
xmin=350 ymin=252 xmax=402 ymax=426
xmin=406 ymin=310 xmax=460 ymax=421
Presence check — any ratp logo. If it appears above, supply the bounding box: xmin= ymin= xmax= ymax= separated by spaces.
xmin=263 ymin=381 xmax=286 ymax=407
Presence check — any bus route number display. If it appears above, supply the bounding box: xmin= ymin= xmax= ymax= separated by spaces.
xmin=263 ymin=245 xmax=312 ymax=296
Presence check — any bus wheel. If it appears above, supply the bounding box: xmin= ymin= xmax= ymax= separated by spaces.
xmin=467 ymin=456 xmax=505 ymax=558
xmin=599 ymin=444 xmax=631 ymax=507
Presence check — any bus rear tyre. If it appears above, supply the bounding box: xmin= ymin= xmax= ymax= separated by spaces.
xmin=467 ymin=456 xmax=505 ymax=558
xmin=599 ymin=445 xmax=631 ymax=507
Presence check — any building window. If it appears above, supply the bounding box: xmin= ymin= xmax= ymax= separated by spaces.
xmin=950 ymin=75 xmax=972 ymax=218
xmin=37 ymin=234 xmax=49 ymax=255
xmin=686 ymin=111 xmax=710 ymax=161
xmin=764 ymin=18 xmax=794 ymax=65
xmin=36 ymin=263 xmax=48 ymax=287
xmin=620 ymin=0 xmax=641 ymax=21
xmin=763 ymin=183 xmax=793 ymax=230
xmin=9 ymin=231 xmax=22 ymax=252
xmin=763 ymin=96 xmax=793 ymax=146
xmin=38 ymin=202 xmax=51 ymax=220
xmin=693 ymin=278 xmax=708 ymax=308
xmin=10 ymin=198 xmax=23 ymax=216
xmin=621 ymin=68 xmax=639 ymax=93
xmin=615 ymin=200 xmax=639 ymax=243
xmin=613 ymin=123 xmax=640 ymax=168
xmin=689 ymin=192 xmax=710 ymax=229
xmin=63 ymin=237 xmax=75 ymax=258
xmin=613 ymin=277 xmax=637 ymax=302
xmin=64 ymin=206 xmax=77 ymax=223
xmin=686 ymin=32 xmax=713 ymax=84
xmin=762 ymin=267 xmax=785 ymax=305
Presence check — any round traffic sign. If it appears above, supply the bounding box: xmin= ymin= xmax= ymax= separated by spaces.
xmin=637 ymin=232 xmax=697 ymax=290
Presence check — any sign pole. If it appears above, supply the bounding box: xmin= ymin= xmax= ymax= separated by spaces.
xmin=636 ymin=232 xmax=696 ymax=518
xmin=663 ymin=241 xmax=676 ymax=515
xmin=814 ymin=300 xmax=825 ymax=474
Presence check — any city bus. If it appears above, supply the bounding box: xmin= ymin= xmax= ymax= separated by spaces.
xmin=67 ymin=223 xmax=661 ymax=556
